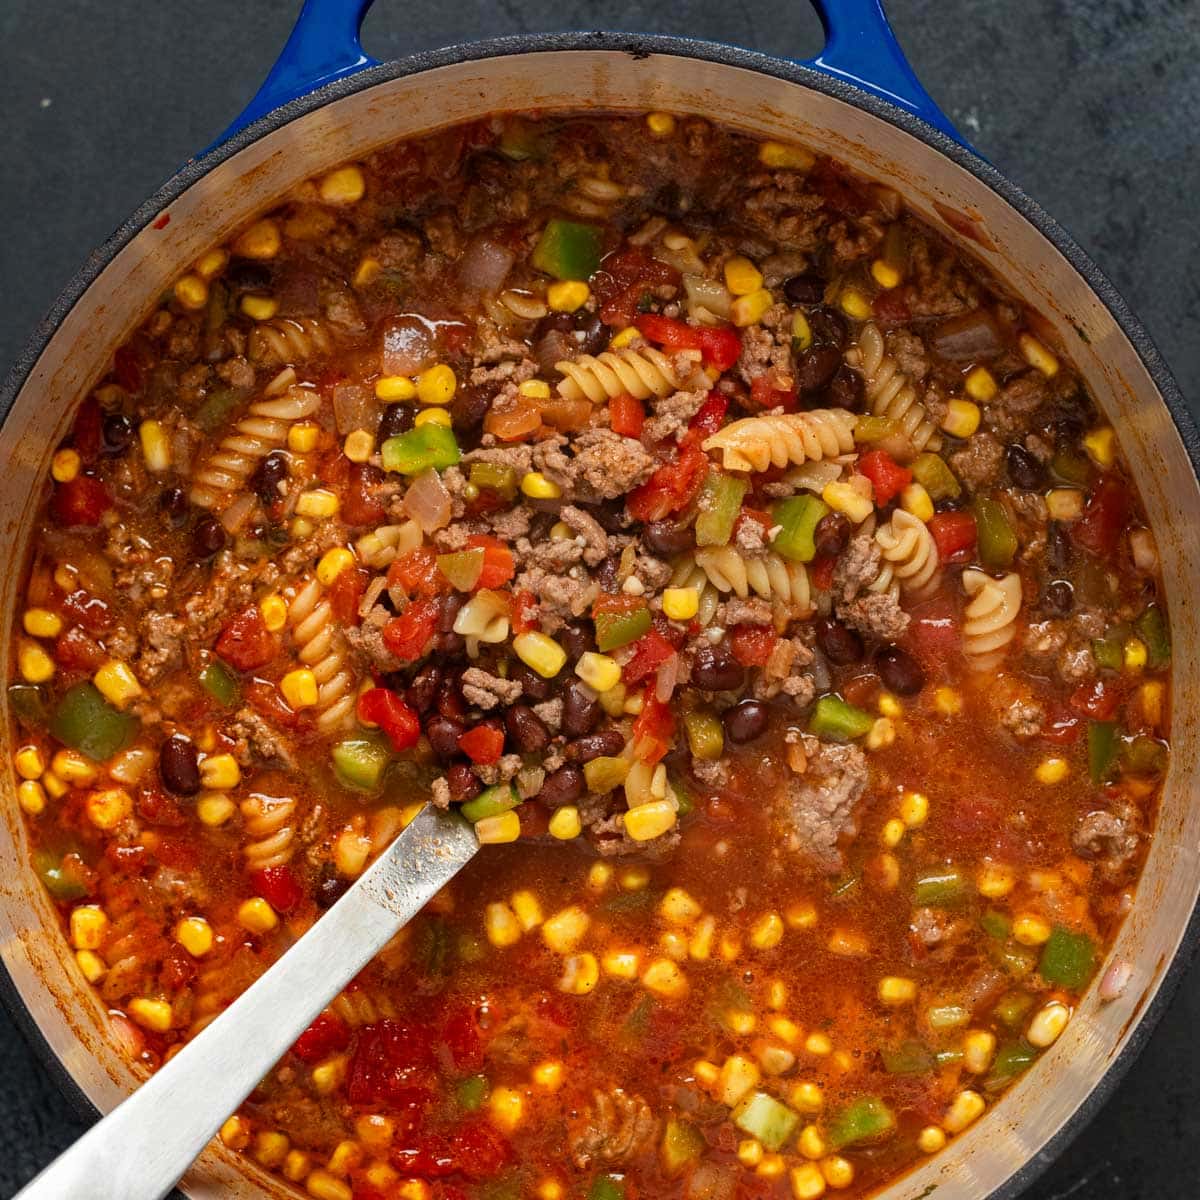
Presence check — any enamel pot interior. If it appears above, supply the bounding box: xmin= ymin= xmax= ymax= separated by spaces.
xmin=1 ymin=41 xmax=1197 ymax=1200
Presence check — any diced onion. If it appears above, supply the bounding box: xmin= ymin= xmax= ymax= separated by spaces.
xmin=655 ymin=653 xmax=679 ymax=703
xmin=459 ymin=236 xmax=516 ymax=294
xmin=683 ymin=274 xmax=732 ymax=320
xmin=1099 ymin=957 xmax=1133 ymax=1001
xmin=929 ymin=309 xmax=1005 ymax=362
xmin=785 ymin=460 xmax=843 ymax=494
xmin=1129 ymin=528 xmax=1159 ymax=572
xmin=403 ymin=467 xmax=451 ymax=533
xmin=382 ymin=315 xmax=436 ymax=376
xmin=219 ymin=493 xmax=257 ymax=534
xmin=332 ymin=383 xmax=376 ymax=435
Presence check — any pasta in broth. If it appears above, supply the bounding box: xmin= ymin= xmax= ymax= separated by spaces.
xmin=7 ymin=111 xmax=1170 ymax=1200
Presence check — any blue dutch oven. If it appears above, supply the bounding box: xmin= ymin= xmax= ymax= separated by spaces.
xmin=1 ymin=2 xmax=1197 ymax=1198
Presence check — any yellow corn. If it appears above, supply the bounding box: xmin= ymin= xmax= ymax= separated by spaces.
xmin=822 ymin=480 xmax=874 ymax=524
xmin=414 ymin=407 xmax=451 ymax=428
xmin=548 ymin=806 xmax=582 ymax=840
xmin=343 ymin=430 xmax=375 ymax=464
xmin=259 ymin=594 xmax=288 ymax=633
xmin=287 ymin=421 xmax=320 ymax=453
xmin=785 ymin=901 xmax=818 ymax=930
xmin=962 ymin=367 xmax=997 ymax=404
xmin=870 ymin=259 xmax=902 ymax=289
xmin=1123 ymin=637 xmax=1148 ymax=673
xmin=296 ymin=488 xmax=340 ymax=518
xmin=280 ymin=668 xmax=319 ymax=710
xmin=510 ymin=889 xmax=542 ymax=931
xmin=240 ymin=294 xmax=279 ymax=321
xmin=941 ymin=398 xmax=981 ymax=439
xmin=738 ymin=1139 xmax=764 ymax=1167
xmin=41 ymin=771 xmax=68 ymax=799
xmin=1083 ymin=426 xmax=1116 ymax=468
xmin=195 ymin=247 xmax=229 ymax=279
xmin=352 ymin=256 xmax=382 ymax=288
xmin=513 ymin=631 xmax=567 ymax=679
xmin=93 ymin=660 xmax=142 ymax=708
xmin=624 ymin=800 xmax=677 ymax=842
xmin=918 ymin=1125 xmax=946 ymax=1154
xmin=642 ymin=958 xmax=688 ymax=999
xmin=319 ymin=165 xmax=366 ymax=206
xmin=962 ymin=1029 xmax=996 ymax=1074
xmin=726 ymin=1009 xmax=756 ymax=1035
xmin=820 ymin=1156 xmax=854 ymax=1189
xmin=587 ymin=862 xmax=613 ymax=891
xmin=602 ymin=949 xmax=640 ymax=979
xmin=234 ymin=219 xmax=282 ymax=260
xmin=1140 ymin=680 xmax=1164 ymax=729
xmin=306 ymin=1170 xmax=353 ymax=1200
xmin=475 ymin=811 xmax=521 ymax=844
xmin=934 ymin=686 xmax=963 ymax=716
xmin=731 ymin=287 xmax=774 ymax=328
xmin=283 ymin=1148 xmax=312 ymax=1181
xmin=375 ymin=375 xmax=417 ymax=403
xmin=50 ymin=447 xmax=81 ymax=483
xmin=1012 ymin=913 xmax=1052 ymax=946
xmin=1019 ymin=333 xmax=1058 ymax=377
xmin=175 ymin=916 xmax=214 ymax=957
xmin=749 ymin=912 xmax=785 ymax=950
xmin=174 ymin=273 xmax=209 ymax=311
xmin=790 ymin=311 xmax=813 ymax=353
xmin=488 ymin=1085 xmax=525 ymax=1132
xmin=900 ymin=790 xmax=928 ymax=828
xmin=17 ymin=780 xmax=46 ymax=816
xmin=14 ymin=745 xmax=45 ymax=779
xmin=790 ymin=1081 xmax=824 ymax=1114
xmin=200 ymin=753 xmax=240 ymax=789
xmin=18 ymin=640 xmax=55 ymax=683
xmin=759 ymin=141 xmax=815 ymax=171
xmin=866 ymin=717 xmax=895 ymax=751
xmin=1034 ymin=756 xmax=1069 ymax=784
xmin=416 ymin=364 xmax=456 ymax=406
xmin=943 ymin=1089 xmax=986 ymax=1134
xmin=70 ymin=905 xmax=109 ymax=950
xmin=86 ymin=787 xmax=133 ymax=830
xmin=688 ymin=915 xmax=716 ymax=961
xmin=838 ymin=288 xmax=872 ymax=321
xmin=532 ymin=1059 xmax=563 ymax=1091
xmin=877 ymin=976 xmax=917 ymax=1006
xmin=646 ymin=111 xmax=676 ymax=136
xmin=75 ymin=949 xmax=105 ymax=982
xmin=253 ymin=1131 xmax=291 ymax=1169
xmin=238 ymin=897 xmax=279 ymax=935
xmin=327 ymin=1139 xmax=363 ymax=1176
xmin=520 ymin=471 xmax=562 ymax=500
xmin=976 ymin=862 xmax=1015 ymax=898
xmin=693 ymin=1059 xmax=720 ymax=1088
xmin=572 ymin=651 xmax=618 ymax=694
xmin=197 ymin=793 xmax=236 ymax=826
xmin=1046 ymin=488 xmax=1084 ymax=521
xmin=724 ymin=256 xmax=764 ymax=296
xmin=662 ymin=587 xmax=700 ymax=621
xmin=559 ymin=952 xmax=600 ymax=995
xmin=797 ymin=1125 xmax=826 ymax=1160
xmin=485 ymin=901 xmax=522 ymax=948
xmin=546 ymin=280 xmax=590 ymax=312
xmin=23 ymin=608 xmax=62 ymax=639
xmin=311 ymin=1054 xmax=347 ymax=1095
xmin=128 ymin=997 xmax=173 ymax=1033
xmin=757 ymin=1154 xmax=785 ymax=1179
xmin=804 ymin=1031 xmax=832 ymax=1056
xmin=542 ymin=906 xmax=590 ymax=954
xmin=789 ymin=1164 xmax=827 ymax=1200
xmin=317 ymin=547 xmax=355 ymax=586
xmin=900 ymin=481 xmax=934 ymax=522
xmin=518 ymin=379 xmax=552 ymax=400
xmin=660 ymin=887 xmax=701 ymax=925
xmin=1028 ymin=1000 xmax=1070 ymax=1047
xmin=715 ymin=1054 xmax=760 ymax=1105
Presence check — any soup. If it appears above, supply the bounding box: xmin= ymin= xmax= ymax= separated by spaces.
xmin=7 ymin=112 xmax=1169 ymax=1200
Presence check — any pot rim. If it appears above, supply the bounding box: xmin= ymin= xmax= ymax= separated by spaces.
xmin=2 ymin=31 xmax=1197 ymax=1200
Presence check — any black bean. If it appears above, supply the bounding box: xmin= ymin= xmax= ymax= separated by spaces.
xmin=824 ymin=364 xmax=865 ymax=412
xmin=643 ymin=519 xmax=696 ymax=558
xmin=101 ymin=413 xmax=135 ymax=456
xmin=405 ymin=663 xmax=442 ymax=715
xmin=506 ymin=704 xmax=551 ymax=753
xmin=159 ymin=486 xmax=188 ymax=525
xmin=193 ymin=516 xmax=226 ymax=557
xmin=722 ymin=699 xmax=769 ymax=744
xmin=587 ymin=500 xmax=628 ymax=534
xmin=564 ymin=728 xmax=626 ymax=764
xmin=561 ymin=679 xmax=601 ymax=737
xmin=251 ymin=450 xmax=289 ymax=502
xmin=1042 ymin=579 xmax=1075 ymax=616
xmin=159 ymin=734 xmax=201 ymax=796
xmin=815 ymin=616 xmax=864 ymax=666
xmin=807 ymin=306 xmax=849 ymax=350
xmin=877 ymin=645 xmax=926 ymax=696
xmin=378 ymin=403 xmax=416 ymax=442
xmin=1046 ymin=521 xmax=1072 ymax=574
xmin=438 ymin=594 xmax=465 ymax=633
xmin=425 ymin=714 xmax=465 ymax=761
xmin=433 ymin=632 xmax=465 ymax=657
xmin=436 ymin=675 xmax=468 ymax=722
xmin=559 ymin=621 xmax=595 ymax=662
xmin=228 ymin=261 xmax=273 ymax=292
xmin=1006 ymin=444 xmax=1045 ymax=490
xmin=316 ymin=873 xmax=349 ymax=909
xmin=447 ymin=762 xmax=481 ymax=804
xmin=534 ymin=311 xmax=575 ymax=339
xmin=574 ymin=311 xmax=608 ymax=357
xmin=783 ymin=273 xmax=826 ymax=306
xmin=796 ymin=346 xmax=843 ymax=394
xmin=596 ymin=555 xmax=621 ymax=593
xmin=538 ymin=764 xmax=584 ymax=808
xmin=511 ymin=661 xmax=555 ymax=702
xmin=813 ymin=512 xmax=851 ymax=558
xmin=690 ymin=643 xmax=745 ymax=692
xmin=449 ymin=384 xmax=493 ymax=435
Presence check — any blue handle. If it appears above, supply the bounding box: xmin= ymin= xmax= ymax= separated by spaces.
xmin=205 ymin=0 xmax=965 ymax=155
xmin=800 ymin=0 xmax=966 ymax=145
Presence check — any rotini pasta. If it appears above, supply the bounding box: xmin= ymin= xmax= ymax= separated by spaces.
xmin=355 ymin=520 xmax=423 ymax=569
xmin=331 ymin=985 xmax=403 ymax=1028
xmin=702 ymin=409 xmax=857 ymax=473
xmin=189 ymin=385 xmax=321 ymax=509
xmin=694 ymin=546 xmax=812 ymax=613
xmin=331 ymin=806 xmax=406 ymax=879
xmin=288 ymin=578 xmax=358 ymax=732
xmin=845 ymin=322 xmax=942 ymax=452
xmin=961 ymin=568 xmax=1023 ymax=670
xmin=556 ymin=345 xmax=692 ymax=403
xmin=248 ymin=317 xmax=334 ymax=366
xmin=668 ymin=555 xmax=722 ymax=627
xmin=875 ymin=510 xmax=940 ymax=599
xmin=240 ymin=793 xmax=297 ymax=870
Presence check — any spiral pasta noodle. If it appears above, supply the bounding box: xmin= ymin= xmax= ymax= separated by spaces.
xmin=875 ymin=510 xmax=940 ymax=598
xmin=288 ymin=578 xmax=357 ymax=733
xmin=668 ymin=555 xmax=722 ymax=627
xmin=845 ymin=322 xmax=942 ymax=452
xmin=962 ymin=568 xmax=1023 ymax=670
xmin=331 ymin=806 xmax=407 ymax=879
xmin=189 ymin=385 xmax=321 ymax=509
xmin=355 ymin=520 xmax=422 ymax=569
xmin=702 ymin=409 xmax=858 ymax=473
xmin=248 ymin=317 xmax=334 ymax=366
xmin=240 ymin=793 xmax=297 ymax=870
xmin=331 ymin=986 xmax=402 ymax=1028
xmin=556 ymin=345 xmax=688 ymax=403
xmin=694 ymin=546 xmax=812 ymax=612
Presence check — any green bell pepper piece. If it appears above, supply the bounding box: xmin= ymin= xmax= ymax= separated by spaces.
xmin=469 ymin=461 xmax=518 ymax=501
xmin=594 ymin=605 xmax=651 ymax=652
xmin=852 ymin=415 xmax=903 ymax=444
xmin=382 ymin=425 xmax=461 ymax=475
xmin=733 ymin=1092 xmax=800 ymax=1152
xmin=1122 ymin=734 xmax=1167 ymax=776
xmin=985 ymin=1040 xmax=1038 ymax=1091
xmin=1051 ymin=446 xmax=1092 ymax=486
xmin=660 ymin=1116 xmax=706 ymax=1176
xmin=880 ymin=1040 xmax=935 ymax=1076
xmin=33 ymin=850 xmax=90 ymax=902
xmin=455 ymin=1074 xmax=489 ymax=1112
xmin=49 ymin=683 xmax=139 ymax=763
xmin=771 ymin=494 xmax=830 ymax=563
xmin=461 ymin=783 xmax=520 ymax=823
xmin=989 ymin=940 xmax=1038 ymax=978
xmin=695 ymin=472 xmax=748 ymax=547
xmin=971 ymin=495 xmax=1018 ymax=569
xmin=587 ymin=1176 xmax=625 ymax=1200
xmin=913 ymin=868 xmax=967 ymax=908
xmin=683 ymin=711 xmax=724 ymax=761
xmin=994 ymin=991 xmax=1035 ymax=1027
xmin=193 ymin=386 xmax=242 ymax=433
xmin=532 ymin=219 xmax=603 ymax=281
xmin=498 ymin=118 xmax=547 ymax=162
xmin=668 ymin=774 xmax=695 ymax=817
xmin=1088 ymin=721 xmax=1119 ymax=784
xmin=437 ymin=548 xmax=485 ymax=592
xmin=826 ymin=1095 xmax=896 ymax=1149
xmin=809 ymin=695 xmax=874 ymax=742
xmin=332 ymin=735 xmax=392 ymax=792
xmin=910 ymin=452 xmax=961 ymax=501
xmin=7 ymin=683 xmax=48 ymax=730
xmin=1135 ymin=603 xmax=1170 ymax=667
xmin=583 ymin=756 xmax=631 ymax=794
xmin=980 ymin=910 xmax=1011 ymax=940
xmin=1091 ymin=634 xmax=1123 ymax=672
xmin=1039 ymin=927 xmax=1096 ymax=990
xmin=199 ymin=659 xmax=240 ymax=707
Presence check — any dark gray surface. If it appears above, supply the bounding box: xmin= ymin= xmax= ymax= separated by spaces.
xmin=0 ymin=2 xmax=1197 ymax=1197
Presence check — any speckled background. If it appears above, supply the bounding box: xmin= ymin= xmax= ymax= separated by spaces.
xmin=0 ymin=2 xmax=1197 ymax=1197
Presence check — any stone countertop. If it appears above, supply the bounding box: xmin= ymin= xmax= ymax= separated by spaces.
xmin=0 ymin=1 xmax=1197 ymax=1197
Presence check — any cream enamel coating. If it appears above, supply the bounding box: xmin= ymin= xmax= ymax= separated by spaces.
xmin=0 ymin=47 xmax=1196 ymax=1200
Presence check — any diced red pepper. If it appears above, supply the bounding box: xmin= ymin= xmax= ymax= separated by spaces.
xmin=215 ymin=605 xmax=278 ymax=672
xmin=928 ymin=510 xmax=978 ymax=562
xmin=622 ymin=629 xmax=676 ymax=685
xmin=466 ymin=535 xmax=515 ymax=589
xmin=750 ymin=370 xmax=797 ymax=413
xmin=292 ymin=1012 xmax=351 ymax=1063
xmin=811 ymin=553 xmax=836 ymax=592
xmin=341 ymin=461 xmax=388 ymax=526
xmin=627 ymin=445 xmax=709 ymax=522
xmin=730 ymin=624 xmax=778 ymax=667
xmin=347 ymin=1018 xmax=436 ymax=1107
xmin=388 ymin=547 xmax=448 ymax=598
xmin=682 ymin=393 xmax=729 ymax=448
xmin=51 ymin=475 xmax=112 ymax=527
xmin=391 ymin=1121 xmax=511 ymax=1181
xmin=440 ymin=1003 xmax=484 ymax=1073
xmin=328 ymin=565 xmax=368 ymax=626
xmin=357 ymin=687 xmax=422 ymax=752
xmin=1041 ymin=705 xmax=1083 ymax=744
xmin=246 ymin=678 xmax=309 ymax=730
xmin=1072 ymin=475 xmax=1129 ymax=558
xmin=382 ymin=598 xmax=440 ymax=662
xmin=62 ymin=589 xmax=111 ymax=634
xmin=859 ymin=448 xmax=912 ymax=506
xmin=250 ymin=864 xmax=304 ymax=914
xmin=54 ymin=626 xmax=105 ymax=672
xmin=511 ymin=589 xmax=538 ymax=636
xmin=610 ymin=393 xmax=645 ymax=439
xmin=631 ymin=689 xmax=676 ymax=763
xmin=458 ymin=724 xmax=505 ymax=765
xmin=635 ymin=313 xmax=742 ymax=372
xmin=1070 ymin=677 xmax=1122 ymax=721
xmin=697 ymin=325 xmax=743 ymax=372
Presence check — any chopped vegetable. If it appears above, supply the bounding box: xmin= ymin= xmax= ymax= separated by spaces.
xmin=456 ymin=1074 xmax=490 ymax=1112
xmin=531 ymin=219 xmax=603 ymax=281
xmin=1039 ymin=927 xmax=1096 ymax=990
xmin=913 ymin=869 xmax=967 ymax=908
xmin=809 ymin=695 xmax=874 ymax=741
xmin=660 ymin=1116 xmax=706 ymax=1176
xmin=7 ymin=683 xmax=48 ymax=730
xmin=49 ymin=683 xmax=139 ymax=762
xmin=1135 ymin=604 xmax=1170 ymax=667
xmin=382 ymin=424 xmax=461 ymax=475
xmin=438 ymin=548 xmax=486 ymax=592
xmin=331 ymin=735 xmax=392 ymax=792
xmin=469 ymin=461 xmax=518 ymax=500
xmin=683 ymin=711 xmax=724 ymax=761
xmin=33 ymin=850 xmax=89 ymax=902
xmin=594 ymin=602 xmax=652 ymax=652
xmin=971 ymin=495 xmax=1017 ymax=569
xmin=858 ymin=449 xmax=912 ymax=506
xmin=1091 ymin=634 xmax=1123 ymax=672
xmin=198 ymin=660 xmax=240 ymax=708
xmin=852 ymin=415 xmax=902 ymax=444
xmin=1087 ymin=721 xmax=1119 ymax=784
xmin=695 ymin=473 xmax=748 ymax=547
xmin=1122 ymin=734 xmax=1167 ymax=776
xmin=732 ymin=1091 xmax=800 ymax=1151
xmin=985 ymin=1040 xmax=1038 ymax=1091
xmin=587 ymin=1177 xmax=625 ymax=1200
xmin=910 ymin=452 xmax=961 ymax=501
xmin=356 ymin=688 xmax=421 ymax=753
xmin=880 ymin=1040 xmax=935 ymax=1075
xmin=826 ymin=1095 xmax=896 ymax=1149
xmin=461 ymin=783 xmax=520 ymax=823
xmin=771 ymin=494 xmax=830 ymax=563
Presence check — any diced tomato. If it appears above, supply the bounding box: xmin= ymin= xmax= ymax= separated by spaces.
xmin=136 ymin=786 xmax=186 ymax=827
xmin=730 ymin=624 xmax=778 ymax=667
xmin=347 ymin=1018 xmax=437 ymax=1106
xmin=622 ymin=629 xmax=676 ymax=685
xmin=250 ymin=864 xmax=304 ymax=913
xmin=215 ymin=605 xmax=278 ymax=672
xmin=750 ymin=370 xmax=797 ymax=413
xmin=391 ymin=1122 xmax=511 ymax=1182
xmin=329 ymin=565 xmax=368 ymax=626
xmin=872 ymin=288 xmax=912 ymax=326
xmin=160 ymin=944 xmax=196 ymax=990
xmin=292 ymin=1012 xmax=351 ymax=1064
xmin=631 ymin=689 xmax=676 ymax=764
xmin=246 ymin=678 xmax=308 ymax=730
xmin=1042 ymin=705 xmax=1083 ymax=744
xmin=458 ymin=724 xmax=505 ymax=765
xmin=1070 ymin=677 xmax=1122 ymax=721
xmin=51 ymin=475 xmax=112 ymax=527
xmin=928 ymin=510 xmax=978 ymax=562
xmin=1072 ymin=475 xmax=1130 ymax=558
xmin=388 ymin=547 xmax=447 ymax=598
xmin=62 ymin=589 xmax=112 ymax=634
xmin=382 ymin=598 xmax=440 ymax=662
xmin=627 ymin=445 xmax=708 ymax=523
xmin=636 ymin=313 xmax=701 ymax=352
xmin=905 ymin=593 xmax=961 ymax=664
xmin=610 ymin=393 xmax=645 ymax=439
xmin=858 ymin=449 xmax=912 ymax=506
xmin=682 ymin=393 xmax=729 ymax=447
xmin=811 ymin=553 xmax=836 ymax=592
xmin=593 ymin=246 xmax=681 ymax=327
xmin=510 ymin=589 xmax=538 ymax=636
xmin=54 ymin=626 xmax=105 ymax=672
xmin=341 ymin=461 xmax=387 ymax=526
xmin=697 ymin=325 xmax=742 ymax=372
xmin=440 ymin=1004 xmax=484 ymax=1073
xmin=357 ymin=687 xmax=422 ymax=752
xmin=466 ymin=535 xmax=515 ymax=589
xmin=71 ymin=398 xmax=103 ymax=461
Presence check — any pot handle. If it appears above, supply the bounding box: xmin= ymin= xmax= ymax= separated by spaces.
xmin=798 ymin=0 xmax=967 ymax=145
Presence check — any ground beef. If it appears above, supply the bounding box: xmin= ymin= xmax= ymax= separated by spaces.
xmin=1001 ymin=698 xmax=1045 ymax=739
xmin=1073 ymin=808 xmax=1140 ymax=874
xmin=642 ymin=387 xmax=709 ymax=444
xmin=948 ymin=432 xmax=1004 ymax=490
xmin=460 ymin=667 xmax=523 ymax=710
xmin=909 ymin=906 xmax=967 ymax=950
xmin=516 ymin=534 xmax=584 ymax=574
xmin=464 ymin=441 xmax=542 ymax=477
xmin=778 ymin=734 xmax=869 ymax=870
xmin=214 ymin=355 xmax=255 ymax=390
xmin=533 ymin=429 xmax=655 ymax=502
xmin=722 ymin=598 xmax=774 ymax=626
xmin=430 ymin=777 xmax=451 ymax=809
xmin=887 ymin=329 xmax=928 ymax=383
xmin=753 ymin=636 xmax=815 ymax=705
xmin=568 ymin=1088 xmax=658 ymax=1170
xmin=736 ymin=302 xmax=792 ymax=385
xmin=374 ymin=230 xmax=423 ymax=272
xmin=580 ymin=792 xmax=680 ymax=859
xmin=514 ymin=566 xmax=598 ymax=633
xmin=905 ymin=238 xmax=980 ymax=318
xmin=532 ymin=698 xmax=563 ymax=732
xmin=634 ymin=554 xmax=673 ymax=592
xmin=985 ymin=371 xmax=1047 ymax=438
xmin=228 ymin=708 xmax=294 ymax=768
xmin=734 ymin=517 xmax=768 ymax=557
xmin=832 ymin=535 xmax=881 ymax=604
xmin=482 ymin=505 xmax=533 ymax=542
xmin=1024 ymin=609 xmax=1104 ymax=684
xmin=468 ymin=356 xmax=537 ymax=390
xmin=838 ymin=591 xmax=910 ymax=642
xmin=134 ymin=611 xmax=184 ymax=684
xmin=560 ymin=505 xmax=611 ymax=566
xmin=474 ymin=753 xmax=523 ymax=787
xmin=740 ymin=171 xmax=828 ymax=250
xmin=344 ymin=610 xmax=402 ymax=673
xmin=473 ymin=319 xmax=532 ymax=365
xmin=181 ymin=553 xmax=264 ymax=641
xmin=691 ymin=757 xmax=729 ymax=787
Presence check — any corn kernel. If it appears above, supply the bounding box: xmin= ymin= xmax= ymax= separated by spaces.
xmin=870 ymin=259 xmax=903 ymax=289
xmin=546 ymin=280 xmax=590 ymax=312
xmin=253 ymin=1130 xmax=291 ymax=1168
xmin=197 ymin=793 xmax=236 ymax=826
xmin=195 ymin=248 xmax=229 ymax=279
xmin=14 ymin=745 xmax=45 ymax=780
xmin=559 ymin=951 xmax=600 ymax=994
xmin=767 ymin=980 xmax=788 ymax=1010
xmin=484 ymin=901 xmax=521 ymax=948
xmin=1012 ymin=913 xmax=1052 ymax=946
xmin=351 ymin=257 xmax=381 ymax=289
xmin=866 ymin=717 xmax=895 ymax=751
xmin=1046 ymin=488 xmax=1084 ymax=521
xmin=1028 ymin=1000 xmax=1070 ymax=1047
xmin=41 ymin=771 xmax=68 ymax=799
xmin=822 ymin=480 xmax=874 ymax=524
xmin=962 ymin=1029 xmax=997 ymax=1074
xmin=240 ymin=294 xmax=279 ymax=321
xmin=1140 ymin=680 xmax=1164 ymax=729
xmin=475 ymin=811 xmax=521 ymax=844
xmin=820 ymin=1156 xmax=854 ymax=1189
xmin=738 ymin=1139 xmax=764 ymax=1167
xmin=316 ymin=547 xmax=355 ymax=587
xmin=518 ymin=379 xmax=552 ymax=401
xmin=328 ymin=1139 xmax=362 ymax=1176
xmin=488 ymin=1085 xmax=525 ymax=1132
xmin=749 ymin=911 xmax=785 ymax=950
xmin=724 ymin=256 xmax=764 ymax=297
xmin=416 ymin=364 xmax=457 ymax=406
xmin=200 ymin=753 xmax=240 ymax=790
xmin=790 ymin=1164 xmax=827 ymax=1200
xmin=339 ymin=429 xmax=375 ymax=464
xmin=757 ymin=1154 xmax=785 ymax=1179
xmin=234 ymin=219 xmax=282 ymax=260
xmin=414 ymin=407 xmax=451 ymax=428
xmin=624 ymin=800 xmax=677 ymax=842
xmin=804 ymin=1032 xmax=832 ymax=1056
xmin=296 ymin=488 xmax=340 ymax=518
xmin=319 ymin=165 xmax=366 ymax=206
xmin=75 ymin=948 xmax=105 ymax=982
xmin=220 ymin=1115 xmax=252 ymax=1151
xmin=977 ymin=862 xmax=1015 ymax=898
xmin=759 ymin=141 xmax=815 ymax=171
xmin=797 ymin=1124 xmax=826 ymax=1160
xmin=693 ymin=1059 xmax=720 ymax=1088
xmin=790 ymin=1081 xmax=824 ymax=1114
xmin=535 ymin=1181 xmax=563 ymax=1200
xmin=918 ymin=1125 xmax=946 ymax=1153
xmin=715 ymin=1054 xmax=760 ymax=1105
xmin=602 ymin=949 xmax=640 ymax=979
xmin=785 ymin=901 xmax=817 ymax=930
xmin=1034 ymin=756 xmax=1069 ymax=785
xmin=311 ymin=1054 xmax=347 ymax=1095
xmin=69 ymin=905 xmax=108 ymax=950
xmin=587 ymin=862 xmax=613 ymax=891
xmin=174 ymin=273 xmax=209 ymax=311
xmin=1123 ymin=637 xmax=1148 ymax=673
xmin=899 ymin=481 xmax=934 ymax=523
xmin=532 ymin=1059 xmax=564 ymax=1090
xmin=238 ymin=897 xmax=279 ymax=935
xmin=725 ymin=1008 xmax=756 ymax=1035
xmin=689 ymin=915 xmax=716 ymax=961
xmin=18 ymin=640 xmax=55 ymax=683
xmin=1019 ymin=333 xmax=1058 ymax=377
xmin=375 ymin=375 xmax=417 ymax=403
xmin=176 ymin=915 xmax=214 ymax=957
xmin=307 ymin=1170 xmax=352 ymax=1200
xmin=660 ymin=887 xmax=702 ymax=925
xmin=838 ymin=288 xmax=872 ymax=321
xmin=963 ymin=365 xmax=998 ymax=402
xmin=660 ymin=586 xmax=700 ymax=622
xmin=283 ymin=1149 xmax=312 ymax=1182
xmin=878 ymin=976 xmax=917 ymax=1006
xmin=941 ymin=397 xmax=981 ymax=439
xmin=256 ymin=594 xmax=287 ymax=634
xmin=22 ymin=608 xmax=62 ymax=639
xmin=943 ymin=1089 xmax=985 ymax=1134
xmin=520 ymin=471 xmax=562 ymax=500
xmin=642 ymin=958 xmax=688 ymax=999
xmin=86 ymin=787 xmax=133 ymax=830
xmin=731 ymin=287 xmax=774 ymax=327
xmin=50 ymin=447 xmax=81 ymax=483
xmin=900 ymin=790 xmax=928 ymax=828
xmin=17 ymin=779 xmax=46 ymax=815
xmin=565 ymin=654 xmax=617 ymax=700
xmin=513 ymin=631 xmax=567 ymax=679
xmin=507 ymin=890 xmax=542 ymax=932
xmin=547 ymin=805 xmax=582 ymax=840
xmin=1082 ymin=426 xmax=1116 ymax=468
xmin=128 ymin=997 xmax=173 ymax=1033
xmin=287 ymin=421 xmax=319 ymax=453
xmin=934 ymin=686 xmax=963 ymax=716
xmin=542 ymin=906 xmax=589 ymax=954
xmin=93 ymin=660 xmax=142 ymax=709
xmin=646 ymin=111 xmax=676 ymax=136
